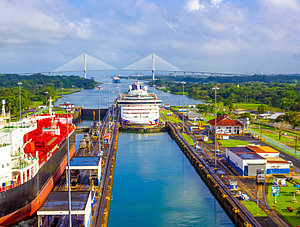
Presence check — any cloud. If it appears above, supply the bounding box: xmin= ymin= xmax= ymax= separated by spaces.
xmin=1 ymin=0 xmax=300 ymax=74
xmin=184 ymin=0 xmax=205 ymax=11
xmin=210 ymin=0 xmax=222 ymax=7
xmin=0 ymin=0 xmax=92 ymax=46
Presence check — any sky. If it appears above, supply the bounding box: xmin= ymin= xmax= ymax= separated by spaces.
xmin=0 ymin=0 xmax=300 ymax=74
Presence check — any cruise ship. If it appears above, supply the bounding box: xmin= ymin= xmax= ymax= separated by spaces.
xmin=117 ymin=80 xmax=162 ymax=126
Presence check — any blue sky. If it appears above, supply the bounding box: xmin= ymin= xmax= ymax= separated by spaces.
xmin=0 ymin=0 xmax=300 ymax=74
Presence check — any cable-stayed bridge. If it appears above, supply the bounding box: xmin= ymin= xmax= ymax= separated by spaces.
xmin=53 ymin=53 xmax=117 ymax=79
xmin=17 ymin=53 xmax=246 ymax=79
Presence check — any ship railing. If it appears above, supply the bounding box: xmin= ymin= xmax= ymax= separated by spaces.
xmin=0 ymin=180 xmax=21 ymax=192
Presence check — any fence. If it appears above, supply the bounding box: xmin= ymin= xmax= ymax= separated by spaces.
xmin=250 ymin=130 xmax=299 ymax=158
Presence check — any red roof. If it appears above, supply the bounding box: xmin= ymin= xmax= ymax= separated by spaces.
xmin=267 ymin=160 xmax=289 ymax=164
xmin=208 ymin=114 xmax=242 ymax=126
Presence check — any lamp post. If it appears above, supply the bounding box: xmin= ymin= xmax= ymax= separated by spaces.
xmin=45 ymin=91 xmax=48 ymax=107
xmin=97 ymin=86 xmax=103 ymax=156
xmin=107 ymin=82 xmax=112 ymax=131
xmin=212 ymin=85 xmax=219 ymax=168
xmin=17 ymin=82 xmax=22 ymax=121
xmin=64 ymin=102 xmax=72 ymax=226
xmin=181 ymin=82 xmax=186 ymax=133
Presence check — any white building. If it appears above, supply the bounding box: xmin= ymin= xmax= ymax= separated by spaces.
xmin=226 ymin=145 xmax=290 ymax=176
xmin=208 ymin=114 xmax=243 ymax=135
xmin=226 ymin=147 xmax=266 ymax=176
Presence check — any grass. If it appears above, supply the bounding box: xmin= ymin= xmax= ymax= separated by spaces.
xmin=171 ymin=106 xmax=189 ymax=111
xmin=32 ymin=101 xmax=43 ymax=108
xmin=159 ymin=117 xmax=165 ymax=122
xmin=201 ymin=114 xmax=215 ymax=121
xmin=253 ymin=123 xmax=300 ymax=137
xmin=241 ymin=201 xmax=268 ymax=217
xmin=194 ymin=120 xmax=210 ymax=126
xmin=266 ymin=181 xmax=300 ymax=226
xmin=181 ymin=133 xmax=194 ymax=146
xmin=174 ymin=92 xmax=188 ymax=95
xmin=218 ymin=139 xmax=250 ymax=147
xmin=160 ymin=110 xmax=182 ymax=123
xmin=251 ymin=127 xmax=298 ymax=150
xmin=233 ymin=103 xmax=282 ymax=112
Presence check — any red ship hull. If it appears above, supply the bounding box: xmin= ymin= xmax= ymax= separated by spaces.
xmin=0 ymin=135 xmax=76 ymax=226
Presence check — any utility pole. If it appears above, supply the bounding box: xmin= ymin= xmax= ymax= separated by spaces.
xmin=181 ymin=82 xmax=186 ymax=133
xmin=97 ymin=86 xmax=103 ymax=156
xmin=212 ymin=85 xmax=219 ymax=168
xmin=65 ymin=102 xmax=72 ymax=227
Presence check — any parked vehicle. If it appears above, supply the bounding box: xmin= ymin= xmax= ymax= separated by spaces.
xmin=256 ymin=169 xmax=265 ymax=184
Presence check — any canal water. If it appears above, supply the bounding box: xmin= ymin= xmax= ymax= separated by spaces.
xmin=55 ymin=74 xmax=233 ymax=226
xmin=108 ymin=132 xmax=233 ymax=227
xmin=55 ymin=75 xmax=203 ymax=108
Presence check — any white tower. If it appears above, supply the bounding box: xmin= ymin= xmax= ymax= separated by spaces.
xmin=84 ymin=53 xmax=87 ymax=79
xmin=152 ymin=53 xmax=155 ymax=80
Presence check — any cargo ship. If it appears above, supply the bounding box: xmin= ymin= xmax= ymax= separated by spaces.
xmin=117 ymin=80 xmax=162 ymax=126
xmin=0 ymin=99 xmax=76 ymax=226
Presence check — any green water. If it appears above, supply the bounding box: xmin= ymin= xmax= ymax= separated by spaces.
xmin=108 ymin=132 xmax=233 ymax=226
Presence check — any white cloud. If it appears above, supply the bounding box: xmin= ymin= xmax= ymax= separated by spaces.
xmin=1 ymin=0 xmax=300 ymax=73
xmin=260 ymin=0 xmax=300 ymax=11
xmin=0 ymin=0 xmax=92 ymax=45
xmin=184 ymin=0 xmax=205 ymax=12
xmin=210 ymin=0 xmax=222 ymax=7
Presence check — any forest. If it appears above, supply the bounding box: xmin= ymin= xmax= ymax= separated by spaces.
xmin=0 ymin=73 xmax=97 ymax=115
xmin=149 ymin=80 xmax=300 ymax=112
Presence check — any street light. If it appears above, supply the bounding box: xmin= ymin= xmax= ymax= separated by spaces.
xmin=45 ymin=91 xmax=48 ymax=107
xmin=181 ymin=81 xmax=186 ymax=133
xmin=212 ymin=85 xmax=219 ymax=168
xmin=96 ymin=86 xmax=103 ymax=156
xmin=107 ymin=82 xmax=112 ymax=130
xmin=64 ymin=102 xmax=72 ymax=227
xmin=17 ymin=82 xmax=22 ymax=121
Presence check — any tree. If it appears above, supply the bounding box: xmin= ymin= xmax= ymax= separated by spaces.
xmin=196 ymin=104 xmax=209 ymax=115
xmin=257 ymin=104 xmax=267 ymax=114
xmin=285 ymin=112 xmax=300 ymax=129
xmin=273 ymin=121 xmax=291 ymax=140
xmin=239 ymin=112 xmax=252 ymax=121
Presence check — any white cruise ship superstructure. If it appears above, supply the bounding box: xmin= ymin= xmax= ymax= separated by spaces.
xmin=117 ymin=80 xmax=162 ymax=126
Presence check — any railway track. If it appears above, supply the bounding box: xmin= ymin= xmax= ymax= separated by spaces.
xmin=91 ymin=120 xmax=119 ymax=227
xmin=174 ymin=121 xmax=290 ymax=227
xmin=169 ymin=122 xmax=261 ymax=227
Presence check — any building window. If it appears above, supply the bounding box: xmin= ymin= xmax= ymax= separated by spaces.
xmin=2 ymin=164 xmax=4 ymax=168
xmin=7 ymin=163 xmax=9 ymax=167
